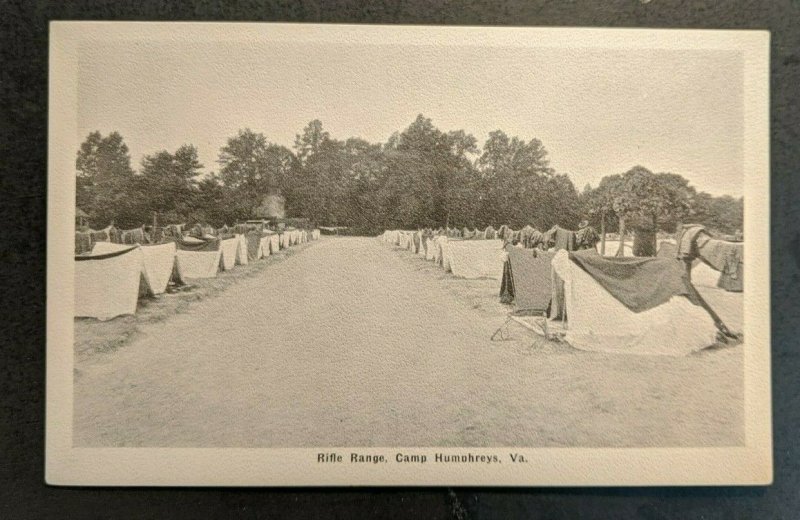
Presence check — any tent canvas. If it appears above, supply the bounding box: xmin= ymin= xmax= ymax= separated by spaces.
xmin=658 ymin=240 xmax=742 ymax=334
xmin=445 ymin=239 xmax=506 ymax=280
xmin=550 ymin=250 xmax=718 ymax=356
xmin=692 ymin=262 xmax=723 ymax=288
xmin=220 ymin=238 xmax=239 ymax=271
xmin=432 ymin=236 xmax=447 ymax=265
xmin=75 ymin=245 xmax=153 ymax=320
xmin=418 ymin=235 xmax=428 ymax=257
xmin=696 ymin=285 xmax=744 ymax=335
xmin=440 ymin=238 xmax=456 ymax=271
xmin=424 ymin=237 xmax=436 ymax=261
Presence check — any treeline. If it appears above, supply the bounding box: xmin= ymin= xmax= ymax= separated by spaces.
xmin=76 ymin=115 xmax=743 ymax=240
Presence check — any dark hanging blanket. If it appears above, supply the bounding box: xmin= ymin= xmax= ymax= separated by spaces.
xmin=121 ymin=227 xmax=147 ymax=245
xmin=698 ymin=237 xmax=744 ymax=292
xmin=499 ymin=245 xmax=555 ymax=312
xmin=575 ymin=226 xmax=600 ymax=250
xmin=544 ymin=225 xmax=576 ymax=251
xmin=568 ymin=248 xmax=693 ymax=313
xmin=246 ymin=231 xmax=263 ymax=260
xmin=519 ymin=225 xmax=542 ymax=249
xmin=556 ymin=227 xmax=576 ymax=250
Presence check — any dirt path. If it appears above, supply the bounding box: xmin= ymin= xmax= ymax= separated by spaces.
xmin=74 ymin=237 xmax=743 ymax=447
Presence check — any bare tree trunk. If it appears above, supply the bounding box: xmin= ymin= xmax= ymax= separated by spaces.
xmin=616 ymin=215 xmax=626 ymax=257
xmin=652 ymin=213 xmax=659 ymax=254
xmin=600 ymin=210 xmax=606 ymax=255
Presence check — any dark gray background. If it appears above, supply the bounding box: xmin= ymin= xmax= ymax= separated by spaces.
xmin=1 ymin=1 xmax=798 ymax=518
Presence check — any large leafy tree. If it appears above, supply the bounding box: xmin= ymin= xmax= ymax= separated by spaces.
xmin=597 ymin=166 xmax=695 ymax=256
xmin=293 ymin=119 xmax=330 ymax=166
xmin=691 ymin=193 xmax=743 ymax=235
xmin=288 ymin=121 xmax=344 ymax=225
xmin=379 ymin=115 xmax=478 ymax=229
xmin=218 ymin=128 xmax=296 ymax=220
xmin=139 ymin=144 xmax=204 ymax=226
xmin=335 ymin=137 xmax=386 ymax=233
xmin=194 ymin=173 xmax=239 ymax=226
xmin=476 ymin=130 xmax=577 ymax=229
xmin=582 ymin=175 xmax=624 ymax=254
xmin=75 ymin=131 xmax=136 ymax=227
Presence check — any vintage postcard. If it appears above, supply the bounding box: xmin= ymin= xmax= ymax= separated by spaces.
xmin=46 ymin=22 xmax=771 ymax=486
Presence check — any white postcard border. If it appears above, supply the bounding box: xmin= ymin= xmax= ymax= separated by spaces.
xmin=46 ymin=22 xmax=771 ymax=487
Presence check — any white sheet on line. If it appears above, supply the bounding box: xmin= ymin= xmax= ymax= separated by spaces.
xmin=140 ymin=242 xmax=179 ymax=294
xmin=235 ymin=234 xmax=248 ymax=265
xmin=91 ymin=241 xmax=178 ymax=295
xmin=220 ymin=238 xmax=238 ymax=270
xmin=176 ymin=249 xmax=221 ymax=279
xmin=75 ymin=246 xmax=149 ymax=320
xmin=259 ymin=236 xmax=271 ymax=257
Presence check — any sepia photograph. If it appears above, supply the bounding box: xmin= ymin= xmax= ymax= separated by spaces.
xmin=46 ymin=22 xmax=771 ymax=486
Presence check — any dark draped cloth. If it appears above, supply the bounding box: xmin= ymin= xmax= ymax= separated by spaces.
xmin=569 ymin=249 xmax=694 ymax=313
xmin=500 ymin=246 xmax=555 ymax=312
xmin=575 ymin=226 xmax=600 ymax=250
xmin=176 ymin=236 xmax=221 ymax=252
xmin=246 ymin=231 xmax=263 ymax=260
xmin=543 ymin=225 xmax=576 ymax=251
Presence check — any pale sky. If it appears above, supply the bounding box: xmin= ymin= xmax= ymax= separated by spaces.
xmin=78 ymin=39 xmax=744 ymax=197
